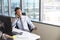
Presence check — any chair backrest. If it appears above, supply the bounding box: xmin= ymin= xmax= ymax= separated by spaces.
xmin=22 ymin=12 xmax=26 ymax=15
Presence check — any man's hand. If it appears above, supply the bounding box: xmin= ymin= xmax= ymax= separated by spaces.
xmin=16 ymin=14 xmax=19 ymax=18
xmin=34 ymin=27 xmax=37 ymax=31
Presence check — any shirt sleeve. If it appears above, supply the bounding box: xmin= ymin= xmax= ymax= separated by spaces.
xmin=12 ymin=18 xmax=18 ymax=28
xmin=26 ymin=16 xmax=35 ymax=29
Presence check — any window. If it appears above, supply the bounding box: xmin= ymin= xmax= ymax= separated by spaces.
xmin=0 ymin=0 xmax=40 ymax=22
xmin=22 ymin=0 xmax=39 ymax=21
xmin=41 ymin=0 xmax=60 ymax=26
xmin=3 ymin=0 xmax=9 ymax=16
xmin=11 ymin=0 xmax=20 ymax=17
xmin=0 ymin=0 xmax=2 ymax=15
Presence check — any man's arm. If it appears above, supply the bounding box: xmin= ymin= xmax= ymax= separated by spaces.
xmin=12 ymin=18 xmax=18 ymax=28
xmin=26 ymin=16 xmax=37 ymax=31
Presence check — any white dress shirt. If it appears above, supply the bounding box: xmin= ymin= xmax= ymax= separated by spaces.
xmin=12 ymin=15 xmax=35 ymax=32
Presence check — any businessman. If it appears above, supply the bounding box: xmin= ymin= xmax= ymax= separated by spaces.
xmin=12 ymin=7 xmax=37 ymax=32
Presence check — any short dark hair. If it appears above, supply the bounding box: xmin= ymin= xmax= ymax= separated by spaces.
xmin=15 ymin=7 xmax=21 ymax=11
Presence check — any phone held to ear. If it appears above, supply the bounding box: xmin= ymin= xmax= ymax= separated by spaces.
xmin=15 ymin=14 xmax=19 ymax=18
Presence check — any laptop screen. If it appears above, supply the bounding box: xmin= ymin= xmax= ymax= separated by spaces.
xmin=0 ymin=15 xmax=12 ymax=36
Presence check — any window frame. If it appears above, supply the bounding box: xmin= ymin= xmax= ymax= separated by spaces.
xmin=22 ymin=0 xmax=40 ymax=21
xmin=1 ymin=0 xmax=60 ymax=26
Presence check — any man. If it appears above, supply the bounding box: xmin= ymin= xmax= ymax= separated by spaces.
xmin=12 ymin=7 xmax=37 ymax=32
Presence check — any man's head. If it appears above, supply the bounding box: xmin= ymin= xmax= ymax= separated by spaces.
xmin=15 ymin=7 xmax=22 ymax=16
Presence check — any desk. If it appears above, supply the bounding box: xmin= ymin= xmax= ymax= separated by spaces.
xmin=12 ymin=28 xmax=40 ymax=40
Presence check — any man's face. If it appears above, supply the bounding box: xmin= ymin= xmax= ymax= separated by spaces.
xmin=16 ymin=9 xmax=22 ymax=16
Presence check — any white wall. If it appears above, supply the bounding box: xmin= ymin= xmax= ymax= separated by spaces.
xmin=33 ymin=22 xmax=60 ymax=40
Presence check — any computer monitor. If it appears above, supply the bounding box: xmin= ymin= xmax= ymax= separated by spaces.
xmin=0 ymin=15 xmax=12 ymax=36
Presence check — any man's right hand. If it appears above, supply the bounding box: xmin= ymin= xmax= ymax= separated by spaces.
xmin=16 ymin=14 xmax=20 ymax=18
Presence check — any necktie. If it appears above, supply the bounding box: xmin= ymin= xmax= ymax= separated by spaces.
xmin=20 ymin=17 xmax=24 ymax=30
